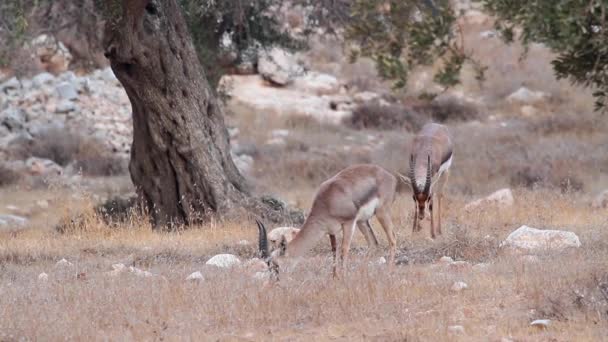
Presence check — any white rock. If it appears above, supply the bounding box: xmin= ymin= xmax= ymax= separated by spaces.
xmin=439 ymin=256 xmax=454 ymax=264
xmin=237 ymin=240 xmax=250 ymax=246
xmin=38 ymin=272 xmax=49 ymax=281
xmin=292 ymin=72 xmax=340 ymax=94
xmin=206 ymin=254 xmax=242 ymax=268
xmin=55 ymin=100 xmax=77 ymax=113
xmin=233 ymin=154 xmax=254 ymax=175
xmin=353 ymin=91 xmax=380 ymax=103
xmin=480 ymin=30 xmax=497 ymax=38
xmin=447 ymin=325 xmax=465 ymax=335
xmin=31 ymin=72 xmax=55 ymax=87
xmin=128 ymin=266 xmax=154 ymax=277
xmin=506 ymin=87 xmax=550 ymax=104
xmin=258 ymin=47 xmax=303 ymax=86
xmin=465 ymin=188 xmax=514 ymax=211
xmin=268 ymin=227 xmax=300 ymax=247
xmin=592 ymin=189 xmax=608 ymax=209
xmin=36 ymin=200 xmax=49 ymax=209
xmin=371 ymin=257 xmax=387 ymax=265
xmin=186 ymin=271 xmax=204 ymax=281
xmin=271 ymin=129 xmax=290 ymax=138
xmin=530 ymin=319 xmax=551 ymax=329
xmin=451 ymin=281 xmax=469 ymax=292
xmin=500 ymin=226 xmax=581 ymax=253
xmin=56 ymin=81 xmax=78 ymax=100
xmin=265 ymin=137 xmax=286 ymax=146
xmin=0 ymin=77 xmax=20 ymax=91
xmin=0 ymin=215 xmax=28 ymax=227
xmin=55 ymin=258 xmax=73 ymax=267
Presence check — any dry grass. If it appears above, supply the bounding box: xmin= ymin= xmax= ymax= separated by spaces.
xmin=1 ymin=189 xmax=607 ymax=341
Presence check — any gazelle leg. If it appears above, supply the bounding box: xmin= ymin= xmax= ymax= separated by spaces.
xmin=375 ymin=207 xmax=396 ymax=268
xmin=429 ymin=198 xmax=436 ymax=239
xmin=412 ymin=206 xmax=418 ymax=233
xmin=435 ymin=170 xmax=450 ymax=236
xmin=357 ymin=220 xmax=379 ymax=251
xmin=329 ymin=234 xmax=338 ymax=277
xmin=340 ymin=219 xmax=357 ymax=275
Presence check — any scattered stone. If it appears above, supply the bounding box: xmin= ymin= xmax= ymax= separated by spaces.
xmin=233 ymin=154 xmax=254 ymax=175
xmin=38 ymin=272 xmax=49 ymax=281
xmin=1 ymin=107 xmax=26 ymax=132
xmin=506 ymin=87 xmax=550 ymax=104
xmin=480 ymin=30 xmax=498 ymax=38
xmin=353 ymin=91 xmax=381 ymax=103
xmin=371 ymin=257 xmax=387 ymax=265
xmin=0 ymin=214 xmax=28 ymax=227
xmin=206 ymin=254 xmax=242 ymax=268
xmin=439 ymin=256 xmax=454 ymax=264
xmin=128 ymin=266 xmax=154 ymax=278
xmin=592 ymin=189 xmax=608 ymax=209
xmin=186 ymin=271 xmax=204 ymax=281
xmin=55 ymin=258 xmax=74 ymax=267
xmin=271 ymin=129 xmax=290 ymax=138
xmin=500 ymin=225 xmax=581 ymax=253
xmin=56 ymin=81 xmax=78 ymax=100
xmin=55 ymin=100 xmax=77 ymax=114
xmin=36 ymin=200 xmax=49 ymax=209
xmin=237 ymin=240 xmax=250 ymax=246
xmin=293 ymin=72 xmax=340 ymax=95
xmin=31 ymin=72 xmax=55 ymax=87
xmin=451 ymin=281 xmax=469 ymax=292
xmin=530 ymin=319 xmax=551 ymax=329
xmin=447 ymin=325 xmax=465 ymax=335
xmin=0 ymin=77 xmax=20 ymax=92
xmin=465 ymin=188 xmax=514 ymax=211
xmin=265 ymin=137 xmax=286 ymax=146
xmin=258 ymin=47 xmax=304 ymax=86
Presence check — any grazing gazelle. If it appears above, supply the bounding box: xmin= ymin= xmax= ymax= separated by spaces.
xmin=257 ymin=164 xmax=398 ymax=276
xmin=400 ymin=123 xmax=453 ymax=239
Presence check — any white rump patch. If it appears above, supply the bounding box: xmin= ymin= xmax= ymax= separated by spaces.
xmin=438 ymin=154 xmax=453 ymax=175
xmin=356 ymin=197 xmax=379 ymax=221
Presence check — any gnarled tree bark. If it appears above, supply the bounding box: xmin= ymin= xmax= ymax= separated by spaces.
xmin=102 ymin=0 xmax=299 ymax=227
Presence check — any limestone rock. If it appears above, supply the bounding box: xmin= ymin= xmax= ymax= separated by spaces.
xmin=500 ymin=226 xmax=581 ymax=253
xmin=206 ymin=254 xmax=242 ymax=268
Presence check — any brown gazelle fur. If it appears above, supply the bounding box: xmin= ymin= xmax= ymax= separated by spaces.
xmin=400 ymin=123 xmax=453 ymax=239
xmin=257 ymin=164 xmax=398 ymax=276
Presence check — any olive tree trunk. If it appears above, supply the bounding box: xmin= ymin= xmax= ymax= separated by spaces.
xmin=102 ymin=0 xmax=295 ymax=227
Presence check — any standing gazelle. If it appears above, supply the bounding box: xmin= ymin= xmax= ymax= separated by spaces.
xmin=400 ymin=123 xmax=453 ymax=239
xmin=257 ymin=164 xmax=398 ymax=276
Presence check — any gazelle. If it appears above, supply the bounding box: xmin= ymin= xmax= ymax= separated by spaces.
xmin=399 ymin=123 xmax=453 ymax=239
xmin=257 ymin=164 xmax=398 ymax=276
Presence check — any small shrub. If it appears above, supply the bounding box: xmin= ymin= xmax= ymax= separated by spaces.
xmin=413 ymin=99 xmax=479 ymax=123
xmin=0 ymin=164 xmax=20 ymax=187
xmin=23 ymin=128 xmax=82 ymax=166
xmin=347 ymin=102 xmax=427 ymax=131
xmin=72 ymin=139 xmax=128 ymax=176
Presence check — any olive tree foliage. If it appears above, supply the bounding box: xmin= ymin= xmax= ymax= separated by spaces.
xmin=483 ymin=0 xmax=608 ymax=110
xmin=337 ymin=0 xmax=486 ymax=95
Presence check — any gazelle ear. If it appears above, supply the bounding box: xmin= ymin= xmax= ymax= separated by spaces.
xmin=279 ymin=235 xmax=287 ymax=256
xmin=397 ymin=173 xmax=413 ymax=189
